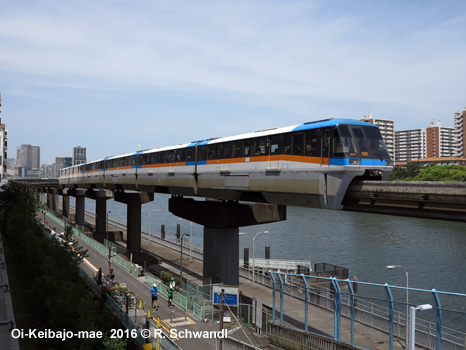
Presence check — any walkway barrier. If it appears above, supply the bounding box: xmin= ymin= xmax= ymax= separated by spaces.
xmin=268 ymin=271 xmax=466 ymax=350
xmin=269 ymin=323 xmax=364 ymax=350
xmin=45 ymin=211 xmax=143 ymax=278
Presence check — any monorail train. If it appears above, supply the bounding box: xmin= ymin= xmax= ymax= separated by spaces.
xmin=59 ymin=118 xmax=393 ymax=209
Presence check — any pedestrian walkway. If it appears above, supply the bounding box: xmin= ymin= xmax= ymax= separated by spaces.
xmin=46 ymin=212 xmax=270 ymax=350
xmin=79 ymin=211 xmax=405 ymax=350
xmin=0 ymin=233 xmax=20 ymax=350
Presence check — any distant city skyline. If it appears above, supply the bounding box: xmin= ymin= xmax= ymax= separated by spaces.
xmin=1 ymin=1 xmax=466 ymax=164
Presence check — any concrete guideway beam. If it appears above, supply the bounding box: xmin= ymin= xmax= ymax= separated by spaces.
xmin=169 ymin=196 xmax=287 ymax=285
xmin=86 ymin=190 xmax=114 ymax=243
xmin=168 ymin=197 xmax=286 ymax=229
xmin=114 ymin=191 xmax=154 ymax=256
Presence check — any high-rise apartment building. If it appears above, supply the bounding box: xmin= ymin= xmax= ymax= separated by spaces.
xmin=17 ymin=144 xmax=41 ymax=170
xmin=425 ymin=122 xmax=454 ymax=158
xmin=72 ymin=146 xmax=87 ymax=165
xmin=453 ymin=107 xmax=466 ymax=157
xmin=360 ymin=114 xmax=395 ymax=160
xmin=395 ymin=122 xmax=455 ymax=163
xmin=395 ymin=128 xmax=426 ymax=163
xmin=53 ymin=156 xmax=72 ymax=178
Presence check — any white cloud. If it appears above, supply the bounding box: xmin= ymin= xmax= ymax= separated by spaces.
xmin=1 ymin=0 xmax=466 ymax=162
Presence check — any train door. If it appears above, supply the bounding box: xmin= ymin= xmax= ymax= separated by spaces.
xmin=319 ymin=128 xmax=330 ymax=167
xmin=268 ymin=134 xmax=280 ymax=169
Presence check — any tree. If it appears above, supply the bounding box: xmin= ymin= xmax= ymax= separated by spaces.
xmin=415 ymin=165 xmax=466 ymax=181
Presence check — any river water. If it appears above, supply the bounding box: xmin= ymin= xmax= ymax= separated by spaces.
xmin=83 ymin=193 xmax=466 ymax=331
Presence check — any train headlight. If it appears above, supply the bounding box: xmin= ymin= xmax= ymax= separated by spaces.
xmin=349 ymin=159 xmax=360 ymax=165
xmin=385 ymin=160 xmax=393 ymax=166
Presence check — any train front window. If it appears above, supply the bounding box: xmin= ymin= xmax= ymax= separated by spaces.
xmin=332 ymin=125 xmax=356 ymax=158
xmin=361 ymin=126 xmax=391 ymax=160
xmin=350 ymin=126 xmax=370 ymax=158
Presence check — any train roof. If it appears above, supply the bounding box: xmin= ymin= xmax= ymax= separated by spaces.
xmin=205 ymin=118 xmax=376 ymax=145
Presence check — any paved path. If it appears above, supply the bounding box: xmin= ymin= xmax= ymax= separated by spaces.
xmin=51 ymin=209 xmax=405 ymax=350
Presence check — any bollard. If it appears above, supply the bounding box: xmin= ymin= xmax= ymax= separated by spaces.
xmin=265 ymin=246 xmax=270 ymax=260
xmin=244 ymin=248 xmax=249 ymax=269
xmin=161 ymin=225 xmax=165 ymax=240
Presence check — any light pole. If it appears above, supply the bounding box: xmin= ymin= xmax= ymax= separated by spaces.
xmin=180 ymin=233 xmax=190 ymax=282
xmin=106 ymin=210 xmax=111 ymax=244
xmin=239 ymin=231 xmax=269 ymax=288
xmin=179 ymin=219 xmax=193 ymax=261
xmin=142 ymin=209 xmax=159 ymax=244
xmin=409 ymin=304 xmax=433 ymax=350
xmin=387 ymin=265 xmax=409 ymax=347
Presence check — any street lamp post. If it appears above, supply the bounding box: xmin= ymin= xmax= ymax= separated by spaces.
xmin=142 ymin=209 xmax=159 ymax=244
xmin=180 ymin=233 xmax=191 ymax=282
xmin=409 ymin=304 xmax=433 ymax=350
xmin=387 ymin=264 xmax=409 ymax=348
xmin=239 ymin=231 xmax=269 ymax=288
xmin=179 ymin=219 xmax=193 ymax=261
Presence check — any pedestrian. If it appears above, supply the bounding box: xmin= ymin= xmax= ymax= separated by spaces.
xmin=167 ymin=278 xmax=175 ymax=309
xmin=150 ymin=283 xmax=158 ymax=310
xmin=167 ymin=287 xmax=174 ymax=309
xmin=169 ymin=277 xmax=176 ymax=290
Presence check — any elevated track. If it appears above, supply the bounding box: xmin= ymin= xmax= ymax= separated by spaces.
xmin=8 ymin=178 xmax=466 ymax=223
xmin=343 ymin=181 xmax=466 ymax=222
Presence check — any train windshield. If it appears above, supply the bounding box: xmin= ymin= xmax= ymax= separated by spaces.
xmin=359 ymin=126 xmax=391 ymax=160
xmin=332 ymin=125 xmax=390 ymax=160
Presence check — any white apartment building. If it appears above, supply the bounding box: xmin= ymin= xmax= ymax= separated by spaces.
xmin=395 ymin=122 xmax=455 ymax=163
xmin=395 ymin=128 xmax=426 ymax=163
xmin=360 ymin=114 xmax=395 ymax=160
xmin=453 ymin=107 xmax=466 ymax=157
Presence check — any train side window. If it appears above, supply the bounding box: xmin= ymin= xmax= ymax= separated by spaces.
xmin=243 ymin=139 xmax=252 ymax=156
xmin=304 ymin=130 xmax=318 ymax=156
xmin=254 ymin=137 xmax=267 ymax=156
xmin=292 ymin=132 xmax=304 ymax=155
xmin=216 ymin=143 xmax=224 ymax=158
xmin=321 ymin=128 xmax=330 ymax=158
xmin=154 ymin=152 xmax=160 ymax=164
xmin=208 ymin=145 xmax=216 ymax=159
xmin=270 ymin=134 xmax=281 ymax=154
xmin=232 ymin=141 xmax=242 ymax=158
xmin=179 ymin=149 xmax=186 ymax=162
xmin=283 ymin=133 xmax=291 ymax=154
xmin=198 ymin=145 xmax=208 ymax=161
xmin=224 ymin=142 xmax=232 ymax=158
xmin=173 ymin=150 xmax=180 ymax=162
xmin=186 ymin=148 xmax=193 ymax=162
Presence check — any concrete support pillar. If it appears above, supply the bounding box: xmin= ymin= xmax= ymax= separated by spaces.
xmin=86 ymin=190 xmax=114 ymax=244
xmin=75 ymin=195 xmax=85 ymax=225
xmin=95 ymin=197 xmax=107 ymax=243
xmin=47 ymin=189 xmax=59 ymax=212
xmin=114 ymin=191 xmax=154 ymax=256
xmin=62 ymin=194 xmax=70 ymax=218
xmin=204 ymin=227 xmax=239 ymax=285
xmin=169 ymin=197 xmax=286 ymax=285
xmin=67 ymin=189 xmax=86 ymax=226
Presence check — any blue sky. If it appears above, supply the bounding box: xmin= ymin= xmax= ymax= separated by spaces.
xmin=1 ymin=0 xmax=465 ymax=164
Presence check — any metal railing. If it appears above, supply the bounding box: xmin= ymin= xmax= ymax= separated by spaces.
xmin=269 ymin=323 xmax=365 ymax=350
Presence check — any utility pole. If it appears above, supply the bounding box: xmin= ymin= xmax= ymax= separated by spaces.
xmin=219 ymin=289 xmax=224 ymax=350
